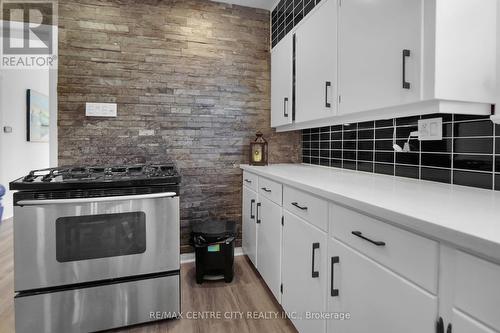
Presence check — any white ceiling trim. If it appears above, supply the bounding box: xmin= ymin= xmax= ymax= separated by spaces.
xmin=211 ymin=0 xmax=275 ymax=10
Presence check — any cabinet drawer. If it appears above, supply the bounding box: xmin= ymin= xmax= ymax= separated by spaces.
xmin=258 ymin=177 xmax=282 ymax=206
xmin=454 ymin=251 xmax=500 ymax=330
xmin=242 ymin=171 xmax=258 ymax=192
xmin=283 ymin=186 xmax=328 ymax=231
xmin=330 ymin=203 xmax=438 ymax=294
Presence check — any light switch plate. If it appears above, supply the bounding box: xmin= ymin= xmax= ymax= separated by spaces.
xmin=85 ymin=102 xmax=117 ymax=117
xmin=418 ymin=117 xmax=442 ymax=141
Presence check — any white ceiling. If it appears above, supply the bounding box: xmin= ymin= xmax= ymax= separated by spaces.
xmin=212 ymin=0 xmax=276 ymax=11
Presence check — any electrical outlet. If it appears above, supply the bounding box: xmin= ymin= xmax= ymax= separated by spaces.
xmin=418 ymin=118 xmax=442 ymax=141
xmin=85 ymin=102 xmax=117 ymax=117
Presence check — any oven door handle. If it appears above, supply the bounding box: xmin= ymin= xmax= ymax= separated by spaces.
xmin=16 ymin=192 xmax=178 ymax=206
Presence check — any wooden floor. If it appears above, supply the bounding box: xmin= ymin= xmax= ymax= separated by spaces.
xmin=0 ymin=218 xmax=297 ymax=333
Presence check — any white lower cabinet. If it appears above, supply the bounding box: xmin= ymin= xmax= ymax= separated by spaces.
xmin=327 ymin=238 xmax=438 ymax=333
xmin=242 ymin=170 xmax=500 ymax=333
xmin=282 ymin=210 xmax=327 ymax=333
xmin=257 ymin=196 xmax=282 ymax=302
xmin=451 ymin=310 xmax=497 ymax=333
xmin=242 ymin=186 xmax=258 ymax=267
xmin=439 ymin=247 xmax=500 ymax=333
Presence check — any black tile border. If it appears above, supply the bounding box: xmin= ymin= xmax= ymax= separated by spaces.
xmin=302 ymin=113 xmax=499 ymax=191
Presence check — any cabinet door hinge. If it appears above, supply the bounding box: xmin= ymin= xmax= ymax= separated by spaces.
xmin=280 ymin=283 xmax=283 ymax=294
xmin=281 ymin=216 xmax=284 ymax=226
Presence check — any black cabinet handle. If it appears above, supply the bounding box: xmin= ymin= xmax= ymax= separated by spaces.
xmin=446 ymin=324 xmax=452 ymax=333
xmin=436 ymin=317 xmax=444 ymax=333
xmin=261 ymin=187 xmax=272 ymax=193
xmin=284 ymin=97 xmax=289 ymax=117
xmin=250 ymin=199 xmax=255 ymax=219
xmin=325 ymin=81 xmax=331 ymax=108
xmin=291 ymin=202 xmax=308 ymax=210
xmin=352 ymin=231 xmax=386 ymax=246
xmin=331 ymin=256 xmax=339 ymax=297
xmin=256 ymin=202 xmax=261 ymax=224
xmin=244 ymin=179 xmax=252 ymax=183
xmin=402 ymin=49 xmax=411 ymax=89
xmin=311 ymin=242 xmax=320 ymax=278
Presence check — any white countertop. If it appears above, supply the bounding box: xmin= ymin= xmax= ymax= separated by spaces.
xmin=241 ymin=163 xmax=500 ymax=262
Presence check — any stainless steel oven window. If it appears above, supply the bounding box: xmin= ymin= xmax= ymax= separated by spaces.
xmin=55 ymin=212 xmax=147 ymax=262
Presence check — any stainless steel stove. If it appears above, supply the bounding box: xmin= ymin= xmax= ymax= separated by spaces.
xmin=10 ymin=164 xmax=181 ymax=333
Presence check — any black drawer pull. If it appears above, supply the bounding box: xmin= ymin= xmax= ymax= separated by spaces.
xmin=256 ymin=202 xmax=261 ymax=224
xmin=402 ymin=49 xmax=411 ymax=89
xmin=447 ymin=324 xmax=452 ymax=333
xmin=250 ymin=199 xmax=255 ymax=219
xmin=311 ymin=242 xmax=320 ymax=278
xmin=244 ymin=179 xmax=252 ymax=183
xmin=291 ymin=202 xmax=308 ymax=210
xmin=325 ymin=81 xmax=331 ymax=108
xmin=261 ymin=187 xmax=272 ymax=193
xmin=284 ymin=97 xmax=289 ymax=117
xmin=351 ymin=231 xmax=386 ymax=246
xmin=331 ymin=256 xmax=339 ymax=297
xmin=437 ymin=317 xmax=444 ymax=333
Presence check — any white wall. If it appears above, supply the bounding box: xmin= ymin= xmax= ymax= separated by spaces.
xmin=498 ymin=0 xmax=500 ymax=106
xmin=0 ymin=68 xmax=50 ymax=220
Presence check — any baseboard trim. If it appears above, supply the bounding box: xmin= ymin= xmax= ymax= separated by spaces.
xmin=180 ymin=247 xmax=244 ymax=264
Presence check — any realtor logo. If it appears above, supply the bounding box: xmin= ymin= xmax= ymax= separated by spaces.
xmin=1 ymin=0 xmax=57 ymax=68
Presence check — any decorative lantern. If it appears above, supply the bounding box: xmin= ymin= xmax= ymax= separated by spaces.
xmin=249 ymin=131 xmax=268 ymax=166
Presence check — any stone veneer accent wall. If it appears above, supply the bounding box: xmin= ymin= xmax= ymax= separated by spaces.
xmin=58 ymin=0 xmax=301 ymax=252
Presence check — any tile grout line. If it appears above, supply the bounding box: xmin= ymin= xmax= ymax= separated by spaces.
xmin=451 ymin=114 xmax=455 ymax=184
xmin=493 ymin=123 xmax=496 ymax=190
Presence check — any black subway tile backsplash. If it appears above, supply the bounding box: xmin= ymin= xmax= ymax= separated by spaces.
xmin=358 ymin=140 xmax=374 ymax=151
xmin=421 ymin=167 xmax=451 ymax=184
xmin=302 ymin=113 xmax=498 ymax=191
xmin=358 ymin=151 xmax=374 ymax=162
xmin=375 ymin=152 xmax=394 ymax=163
xmin=395 ymin=152 xmax=419 ymax=165
xmin=454 ymin=120 xmax=493 ymax=137
xmin=343 ymin=160 xmax=357 ymax=170
xmin=453 ymin=170 xmax=493 ymax=190
xmin=421 ymin=140 xmax=452 ymax=153
xmin=374 ymin=163 xmax=394 ymax=176
xmin=395 ymin=165 xmax=419 ymax=179
xmin=421 ymin=153 xmax=452 ymax=169
xmin=357 ymin=161 xmax=374 ymax=173
xmin=454 ymin=138 xmax=493 ymax=154
xmin=453 ymin=154 xmax=493 ymax=172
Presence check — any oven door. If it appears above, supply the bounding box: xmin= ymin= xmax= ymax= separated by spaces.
xmin=13 ymin=192 xmax=179 ymax=292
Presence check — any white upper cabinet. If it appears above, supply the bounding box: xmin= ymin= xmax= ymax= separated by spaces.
xmin=425 ymin=0 xmax=497 ymax=105
xmin=270 ymin=0 xmax=497 ymax=131
xmin=338 ymin=0 xmax=422 ymax=115
xmin=295 ymin=0 xmax=338 ymax=123
xmin=271 ymin=33 xmax=293 ymax=127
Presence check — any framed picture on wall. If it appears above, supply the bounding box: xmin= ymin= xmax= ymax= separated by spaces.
xmin=26 ymin=89 xmax=49 ymax=142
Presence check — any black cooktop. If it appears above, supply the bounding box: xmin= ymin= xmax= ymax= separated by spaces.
xmin=10 ymin=164 xmax=181 ymax=191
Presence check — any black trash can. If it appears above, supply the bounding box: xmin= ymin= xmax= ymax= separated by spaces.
xmin=191 ymin=220 xmax=236 ymax=284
